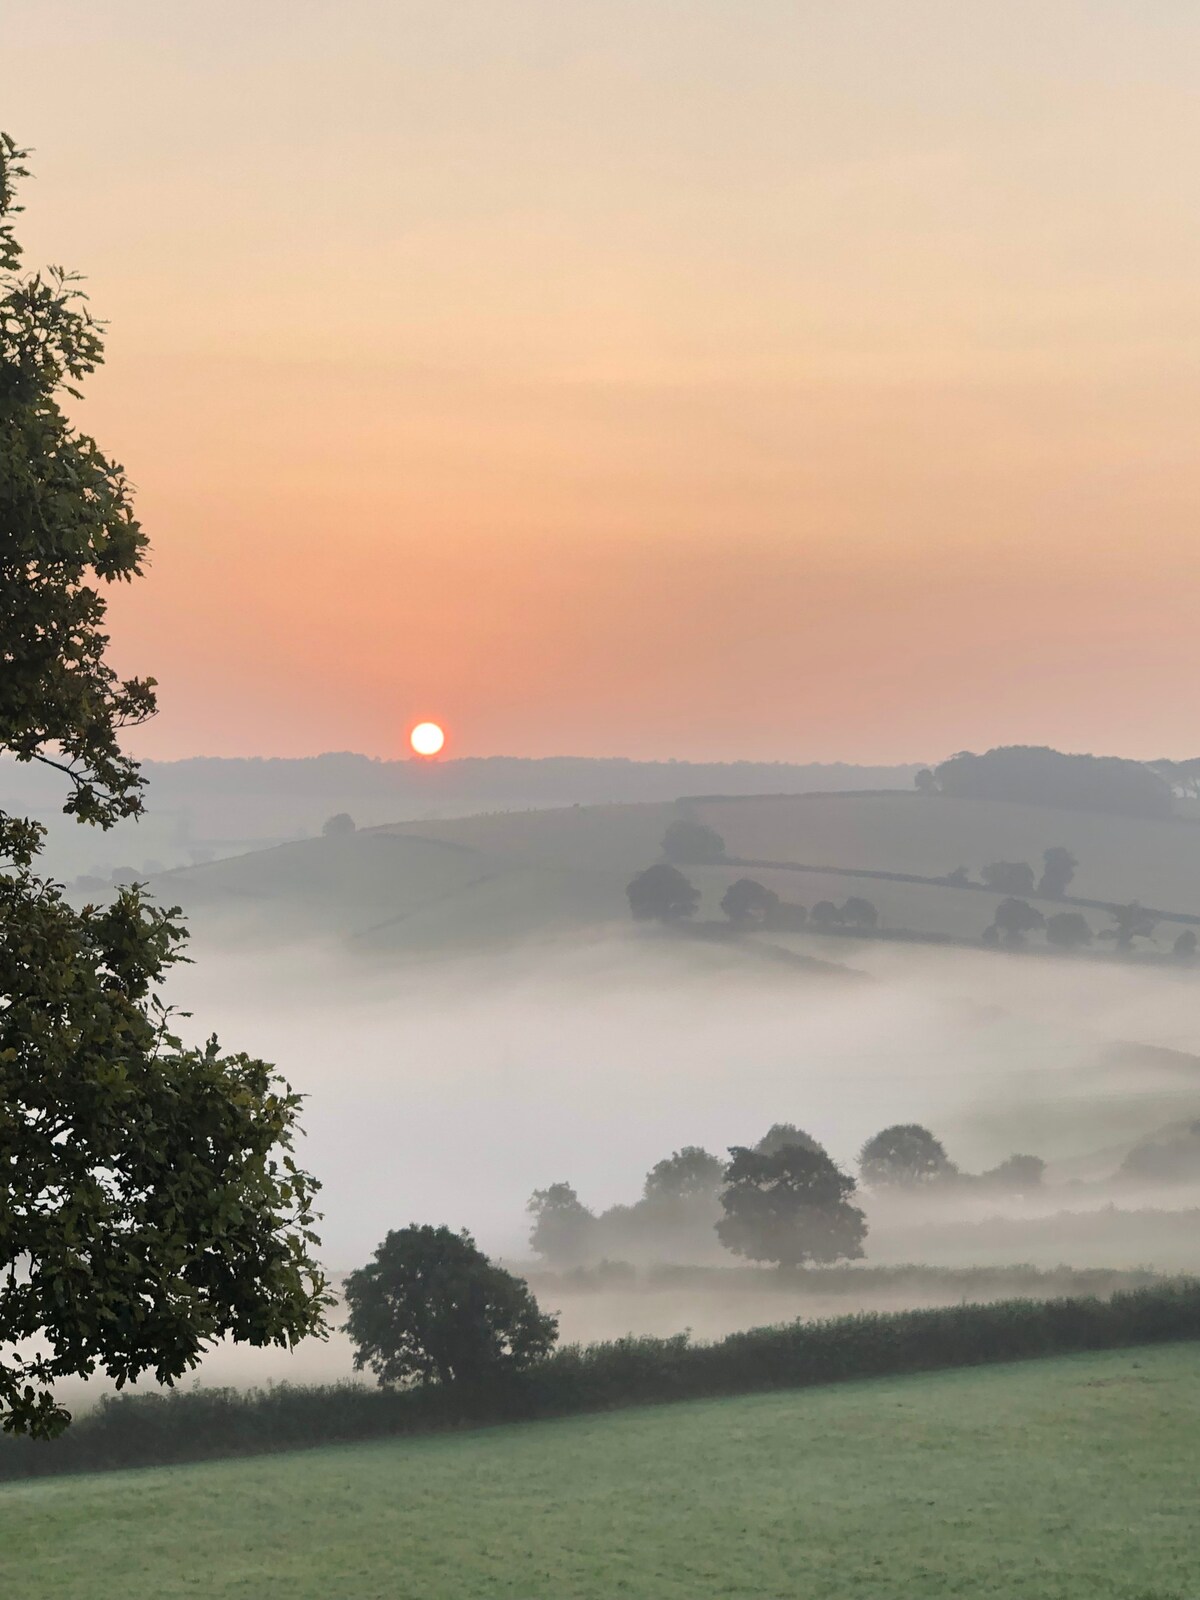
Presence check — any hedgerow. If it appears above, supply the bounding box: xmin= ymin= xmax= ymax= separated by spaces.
xmin=3 ymin=1280 xmax=1197 ymax=1481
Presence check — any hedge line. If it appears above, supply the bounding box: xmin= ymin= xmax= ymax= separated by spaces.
xmin=3 ymin=1280 xmax=1198 ymax=1482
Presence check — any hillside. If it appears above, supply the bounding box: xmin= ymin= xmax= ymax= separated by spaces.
xmin=159 ymin=788 xmax=1200 ymax=955
xmin=6 ymin=1345 xmax=1198 ymax=1599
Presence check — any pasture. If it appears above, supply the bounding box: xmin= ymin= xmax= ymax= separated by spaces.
xmin=5 ymin=1343 xmax=1197 ymax=1599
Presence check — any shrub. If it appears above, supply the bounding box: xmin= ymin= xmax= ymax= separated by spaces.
xmin=5 ymin=1281 xmax=1199 ymax=1482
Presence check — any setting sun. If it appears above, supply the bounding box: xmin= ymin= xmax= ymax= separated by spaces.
xmin=410 ymin=721 xmax=446 ymax=757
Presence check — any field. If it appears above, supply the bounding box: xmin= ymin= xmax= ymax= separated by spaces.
xmin=158 ymin=789 xmax=1200 ymax=956
xmin=5 ymin=1344 xmax=1197 ymax=1599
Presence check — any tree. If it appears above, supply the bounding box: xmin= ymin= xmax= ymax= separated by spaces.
xmin=0 ymin=138 xmax=327 ymax=1438
xmin=840 ymin=896 xmax=878 ymax=929
xmin=859 ymin=1124 xmax=956 ymax=1189
xmin=661 ymin=818 xmax=726 ymax=864
xmin=527 ymin=1183 xmax=597 ymax=1266
xmin=322 ymin=812 xmax=356 ymax=837
xmin=720 ymin=877 xmax=779 ymax=927
xmin=754 ymin=1123 xmax=827 ymax=1158
xmin=343 ymin=1226 xmax=557 ymax=1389
xmin=914 ymin=768 xmax=937 ymax=794
xmin=716 ymin=1144 xmax=866 ymax=1269
xmin=1174 ymin=929 xmax=1198 ymax=961
xmin=1045 ymin=911 xmax=1092 ymax=948
xmin=643 ymin=1146 xmax=725 ymax=1202
xmin=934 ymin=747 xmax=1172 ymax=819
xmin=981 ymin=861 xmax=1036 ymax=895
xmin=1038 ymin=846 xmax=1077 ymax=898
xmin=945 ymin=866 xmax=971 ymax=887
xmin=1109 ymin=901 xmax=1157 ymax=950
xmin=626 ymin=862 xmax=700 ymax=923
xmin=978 ymin=1154 xmax=1045 ymax=1193
xmin=991 ymin=897 xmax=1045 ymax=945
xmin=810 ymin=900 xmax=842 ymax=929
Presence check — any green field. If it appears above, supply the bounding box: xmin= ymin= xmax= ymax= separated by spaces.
xmin=6 ymin=1344 xmax=1198 ymax=1599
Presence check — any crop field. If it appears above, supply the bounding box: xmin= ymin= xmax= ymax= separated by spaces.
xmin=5 ymin=1343 xmax=1198 ymax=1600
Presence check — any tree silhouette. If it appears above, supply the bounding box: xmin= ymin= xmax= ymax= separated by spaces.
xmin=627 ymin=863 xmax=700 ymax=923
xmin=859 ymin=1125 xmax=956 ymax=1188
xmin=527 ymin=1183 xmax=597 ymax=1265
xmin=840 ymin=896 xmax=878 ymax=928
xmin=322 ymin=812 xmax=357 ymax=836
xmin=1038 ymin=846 xmax=1078 ymax=897
xmin=344 ymin=1226 xmax=557 ymax=1388
xmin=0 ymin=137 xmax=327 ymax=1438
xmin=991 ymin=898 xmax=1045 ymax=945
xmin=720 ymin=877 xmax=779 ymax=927
xmin=1045 ymin=911 xmax=1091 ymax=948
xmin=661 ymin=818 xmax=726 ymax=864
xmin=716 ymin=1144 xmax=866 ymax=1269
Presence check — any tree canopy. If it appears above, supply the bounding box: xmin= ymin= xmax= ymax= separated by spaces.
xmin=0 ymin=136 xmax=327 ymax=1438
xmin=527 ymin=1183 xmax=597 ymax=1266
xmin=859 ymin=1125 xmax=956 ymax=1189
xmin=719 ymin=877 xmax=778 ymax=927
xmin=661 ymin=818 xmax=726 ymax=865
xmin=716 ymin=1144 xmax=866 ymax=1269
xmin=626 ymin=862 xmax=700 ymax=923
xmin=343 ymin=1226 xmax=558 ymax=1388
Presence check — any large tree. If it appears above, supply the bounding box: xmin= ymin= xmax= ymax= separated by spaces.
xmin=0 ymin=137 xmax=328 ymax=1438
xmin=344 ymin=1226 xmax=558 ymax=1389
xmin=626 ymin=862 xmax=700 ymax=923
xmin=715 ymin=1144 xmax=866 ymax=1269
xmin=859 ymin=1124 xmax=956 ymax=1189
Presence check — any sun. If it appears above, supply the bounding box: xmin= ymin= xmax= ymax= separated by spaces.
xmin=410 ymin=720 xmax=446 ymax=757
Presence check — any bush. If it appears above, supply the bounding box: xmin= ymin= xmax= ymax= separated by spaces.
xmin=4 ymin=1281 xmax=1199 ymax=1481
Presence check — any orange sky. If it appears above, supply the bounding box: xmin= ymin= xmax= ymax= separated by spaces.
xmin=7 ymin=2 xmax=1200 ymax=763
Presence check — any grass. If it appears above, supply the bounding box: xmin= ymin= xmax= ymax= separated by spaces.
xmin=5 ymin=1343 xmax=1198 ymax=1599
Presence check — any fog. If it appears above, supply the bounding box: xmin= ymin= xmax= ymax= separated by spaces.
xmin=165 ymin=923 xmax=1200 ymax=1269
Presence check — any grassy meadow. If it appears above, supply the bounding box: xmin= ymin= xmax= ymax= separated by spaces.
xmin=5 ymin=1343 xmax=1197 ymax=1600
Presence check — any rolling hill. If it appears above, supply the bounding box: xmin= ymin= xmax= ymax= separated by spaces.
xmin=157 ymin=788 xmax=1200 ymax=956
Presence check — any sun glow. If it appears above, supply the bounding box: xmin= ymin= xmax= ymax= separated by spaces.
xmin=410 ymin=721 xmax=446 ymax=757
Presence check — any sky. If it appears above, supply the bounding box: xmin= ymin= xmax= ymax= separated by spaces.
xmin=5 ymin=1 xmax=1200 ymax=764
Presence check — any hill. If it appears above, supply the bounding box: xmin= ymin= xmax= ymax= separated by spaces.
xmin=159 ymin=788 xmax=1200 ymax=955
xmin=5 ymin=1344 xmax=1197 ymax=1599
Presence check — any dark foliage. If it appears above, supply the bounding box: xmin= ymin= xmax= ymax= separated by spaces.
xmin=5 ymin=1282 xmax=1199 ymax=1481
xmin=992 ymin=897 xmax=1045 ymax=944
xmin=661 ymin=818 xmax=726 ymax=864
xmin=976 ymin=1154 xmax=1046 ymax=1192
xmin=321 ymin=812 xmax=356 ymax=836
xmin=626 ymin=862 xmax=700 ymax=922
xmin=754 ymin=1123 xmax=827 ymax=1159
xmin=839 ymin=896 xmax=878 ymax=928
xmin=1045 ymin=910 xmax=1092 ymax=947
xmin=1038 ymin=846 xmax=1078 ymax=897
xmin=720 ymin=877 xmax=779 ymax=926
xmin=1174 ymin=929 xmax=1198 ymax=960
xmin=343 ymin=1226 xmax=557 ymax=1389
xmin=0 ymin=138 xmax=327 ymax=1438
xmin=935 ymin=746 xmax=1172 ymax=818
xmin=527 ymin=1183 xmax=598 ymax=1266
xmin=810 ymin=899 xmax=841 ymax=929
xmin=717 ymin=1144 xmax=866 ymax=1268
xmin=859 ymin=1124 xmax=956 ymax=1188
xmin=1108 ymin=901 xmax=1157 ymax=949
xmin=643 ymin=1147 xmax=725 ymax=1201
